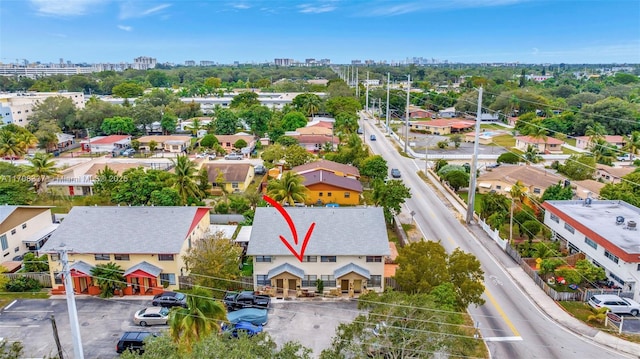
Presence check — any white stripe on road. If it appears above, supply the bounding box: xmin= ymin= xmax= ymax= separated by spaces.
xmin=484 ymin=336 xmax=523 ymax=342
xmin=4 ymin=300 xmax=16 ymax=310
xmin=3 ymin=310 xmax=54 ymax=313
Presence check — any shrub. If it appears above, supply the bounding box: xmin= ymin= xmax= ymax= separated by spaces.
xmin=437 ymin=141 xmax=449 ymax=149
xmin=315 ymin=278 xmax=324 ymax=294
xmin=5 ymin=277 xmax=42 ymax=292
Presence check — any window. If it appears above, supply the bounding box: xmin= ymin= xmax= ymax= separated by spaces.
xmin=255 ymin=256 xmax=272 ymax=262
xmin=302 ymin=275 xmax=317 ymax=287
xmin=232 ymin=182 xmax=239 ymax=188
xmin=21 ymin=223 xmax=27 ymax=229
xmin=14 ymin=247 xmax=19 ymax=252
xmin=321 ymin=256 xmax=336 ymax=262
xmin=564 ymin=223 xmax=575 ymax=234
xmin=368 ymin=275 xmax=382 ymax=287
xmin=366 ymin=256 xmax=382 ymax=263
xmin=302 ymin=256 xmax=317 ymax=262
xmin=10 ymin=229 xmax=16 ymax=235
xmin=318 ymin=192 xmax=323 ymax=197
xmin=604 ymin=250 xmax=619 ymax=264
xmin=584 ymin=237 xmax=597 ymax=249
xmin=610 ymin=273 xmax=625 ymax=285
xmin=50 ymin=253 xmax=59 ymax=261
xmin=344 ymin=192 xmax=350 ymax=198
xmin=533 ymin=188 xmax=541 ymax=194
xmin=550 ymin=213 xmax=559 ymax=223
xmin=327 ymin=192 xmax=332 ymax=197
xmin=158 ymin=254 xmax=174 ymax=261
xmin=496 ymin=185 xmax=502 ymax=190
xmin=256 ymin=275 xmax=269 ymax=286
xmin=159 ymin=273 xmax=176 ymax=286
xmin=0 ymin=235 xmax=7 ymax=251
xmin=114 ymin=254 xmax=130 ymax=261
xmin=637 ymin=263 xmax=640 ymax=271
xmin=321 ymin=275 xmax=336 ymax=287
xmin=94 ymin=253 xmax=110 ymax=261
xmin=54 ymin=272 xmax=63 ymax=285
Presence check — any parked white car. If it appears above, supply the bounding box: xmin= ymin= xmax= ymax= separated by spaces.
xmin=588 ymin=294 xmax=640 ymax=316
xmin=133 ymin=307 xmax=170 ymax=326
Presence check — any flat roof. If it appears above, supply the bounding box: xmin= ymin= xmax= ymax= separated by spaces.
xmin=543 ymin=200 xmax=640 ymax=257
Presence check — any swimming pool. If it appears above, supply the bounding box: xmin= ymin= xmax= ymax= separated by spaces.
xmin=480 ymin=131 xmax=498 ymax=137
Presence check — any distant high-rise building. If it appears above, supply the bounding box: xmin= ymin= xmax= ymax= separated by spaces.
xmin=185 ymin=60 xmax=196 ymax=66
xmin=199 ymin=60 xmax=215 ymax=66
xmin=274 ymin=58 xmax=294 ymax=66
xmin=133 ymin=56 xmax=157 ymax=70
xmin=351 ymin=60 xmax=362 ymax=65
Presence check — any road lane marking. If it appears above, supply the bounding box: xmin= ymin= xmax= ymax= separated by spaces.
xmin=4 ymin=310 xmax=54 ymax=313
xmin=4 ymin=300 xmax=16 ymax=310
xmin=484 ymin=336 xmax=523 ymax=342
xmin=484 ymin=288 xmax=520 ymax=337
xmin=446 ymin=236 xmax=457 ymax=247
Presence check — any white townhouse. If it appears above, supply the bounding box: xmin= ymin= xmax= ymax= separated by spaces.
xmin=542 ymin=200 xmax=640 ymax=300
xmin=247 ymin=207 xmax=390 ymax=298
xmin=0 ymin=206 xmax=58 ymax=263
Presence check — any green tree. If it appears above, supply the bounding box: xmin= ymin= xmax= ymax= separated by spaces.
xmin=22 ymin=253 xmax=49 ymax=272
xmin=32 ymin=120 xmax=62 ymax=152
xmin=283 ymin=145 xmax=314 ymax=168
xmin=168 ymin=287 xmax=227 ymax=351
xmin=395 ymin=242 xmax=485 ymax=309
xmin=93 ymin=166 xmax=121 ymax=198
xmin=281 ymin=111 xmax=308 ymax=131
xmin=333 ymin=112 xmax=359 ymax=135
xmin=497 ymin=152 xmax=521 ymax=164
xmin=442 ymin=170 xmax=469 ymax=191
xmin=230 ymin=91 xmax=260 ymax=108
xmin=233 ymin=139 xmax=248 ymax=150
xmin=276 ymin=136 xmax=299 ymax=146
xmin=28 ymin=96 xmax=77 ymax=132
xmin=183 ymin=230 xmax=243 ymax=291
xmin=261 ymin=144 xmax=285 ymax=164
xmin=112 ymin=168 xmax=173 ymax=205
xmin=171 ymin=155 xmax=203 ymax=205
xmin=0 ymin=130 xmax=24 ymax=162
xmin=150 ymin=188 xmax=181 ymax=206
xmin=541 ymin=182 xmax=574 ymax=201
xmin=523 ymin=144 xmax=543 ymax=164
xmin=214 ymin=109 xmax=239 ymax=135
xmin=112 ymin=82 xmax=145 ymax=98
xmin=372 ymin=179 xmax=411 ymax=223
xmin=575 ymin=259 xmax=606 ymax=284
xmin=101 ymin=116 xmax=135 ymax=135
xmin=479 ymin=192 xmax=510 ymax=219
xmin=521 ymin=220 xmax=542 ymax=241
xmin=450 ymin=134 xmax=462 ymax=148
xmin=600 ymin=172 xmax=640 ymax=207
xmin=325 ymin=96 xmax=361 ymax=117
xmin=23 ymin=152 xmax=60 ymax=194
xmin=559 ymin=154 xmax=596 ymax=180
xmin=292 ymin=93 xmax=322 ymax=117
xmin=200 ymin=134 xmax=218 ymax=149
xmin=623 ymin=131 xmax=640 ymax=160
xmin=91 ymin=262 xmax=125 ymax=298
xmin=266 ymin=171 xmax=308 ymax=205
xmin=240 ymin=104 xmax=272 ymax=137
xmin=160 ymin=113 xmax=178 ymax=135
xmin=359 ymin=155 xmax=388 ymax=181
xmin=228 ymin=195 xmax=250 ymax=214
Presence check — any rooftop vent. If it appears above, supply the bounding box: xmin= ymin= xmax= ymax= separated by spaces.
xmin=584 ymin=197 xmax=592 ymax=207
xmin=627 ymin=221 xmax=637 ymax=231
xmin=616 ymin=216 xmax=625 ymax=225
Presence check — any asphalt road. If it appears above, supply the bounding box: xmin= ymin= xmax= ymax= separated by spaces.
xmin=361 ymin=116 xmax=631 ymax=359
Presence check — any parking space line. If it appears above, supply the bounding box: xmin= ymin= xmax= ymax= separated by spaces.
xmin=4 ymin=300 xmax=16 ymax=310
xmin=4 ymin=310 xmax=54 ymax=313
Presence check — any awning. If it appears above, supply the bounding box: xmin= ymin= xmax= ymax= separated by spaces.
xmin=479 ymin=183 xmax=492 ymax=189
xmin=22 ymin=224 xmax=59 ymax=244
xmin=70 ymin=260 xmax=94 ymax=278
xmin=124 ymin=261 xmax=162 ymax=279
xmin=267 ymin=263 xmax=304 ymax=279
xmin=334 ymin=263 xmax=370 ymax=279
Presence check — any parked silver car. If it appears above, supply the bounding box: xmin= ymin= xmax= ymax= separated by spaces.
xmin=224 ymin=153 xmax=244 ymax=160
xmin=588 ymin=294 xmax=640 ymax=316
xmin=133 ymin=307 xmax=170 ymax=326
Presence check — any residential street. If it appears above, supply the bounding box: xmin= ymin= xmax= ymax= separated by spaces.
xmin=361 ymin=116 xmax=632 ymax=359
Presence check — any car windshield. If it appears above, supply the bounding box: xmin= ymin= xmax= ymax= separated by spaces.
xmin=138 ymin=308 xmax=147 ymax=315
xmin=591 ymin=297 xmax=602 ymax=304
xmin=175 ymin=293 xmax=186 ymax=300
xmin=159 ymin=308 xmax=169 ymax=315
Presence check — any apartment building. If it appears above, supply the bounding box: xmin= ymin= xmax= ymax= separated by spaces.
xmin=0 ymin=92 xmax=85 ymax=126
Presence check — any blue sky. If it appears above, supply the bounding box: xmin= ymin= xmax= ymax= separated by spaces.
xmin=1 ymin=0 xmax=639 ymax=65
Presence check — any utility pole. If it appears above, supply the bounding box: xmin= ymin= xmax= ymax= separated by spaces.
xmin=404 ymin=75 xmax=411 ymax=154
xmin=424 ymin=137 xmax=430 ymax=173
xmin=57 ymin=244 xmax=85 ymax=359
xmin=86 ymin=129 xmax=92 ymax=159
xmin=50 ymin=315 xmax=64 ymax=359
xmin=386 ymin=73 xmax=390 ymax=133
xmin=355 ymin=68 xmax=359 ymax=98
xmin=365 ymin=71 xmax=370 ymax=113
xmin=509 ymin=197 xmax=514 ymax=244
xmin=466 ymin=87 xmax=484 ymax=224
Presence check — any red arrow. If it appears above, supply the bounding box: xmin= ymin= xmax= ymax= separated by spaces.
xmin=263 ymin=195 xmax=316 ymax=262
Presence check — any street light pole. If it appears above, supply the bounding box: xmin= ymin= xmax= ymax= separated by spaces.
xmin=404 ymin=75 xmax=411 ymax=154
xmin=385 ymin=73 xmax=390 ymax=133
xmin=466 ymin=87 xmax=484 ymax=225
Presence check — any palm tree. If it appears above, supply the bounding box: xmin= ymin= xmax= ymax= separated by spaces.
xmin=90 ymin=262 xmax=125 ymax=298
xmin=589 ymin=138 xmax=616 ymax=165
xmin=171 ymin=155 xmax=203 ymax=205
xmin=301 ymin=94 xmax=322 ymax=118
xmin=510 ymin=180 xmax=526 ymax=203
xmin=585 ymin=122 xmax=607 ymax=143
xmin=523 ymin=145 xmax=542 ymax=164
xmin=266 ymin=171 xmax=307 ymax=205
xmin=23 ymin=152 xmax=60 ymax=194
xmin=0 ymin=130 xmax=24 ymax=163
xmin=169 ymin=287 xmax=227 ymax=351
xmin=14 ymin=131 xmax=38 ymax=154
xmin=186 ymin=118 xmax=202 ymax=137
xmin=623 ymin=131 xmax=640 ymax=161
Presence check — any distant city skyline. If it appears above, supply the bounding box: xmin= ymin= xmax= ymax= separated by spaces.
xmin=1 ymin=0 xmax=639 ymax=65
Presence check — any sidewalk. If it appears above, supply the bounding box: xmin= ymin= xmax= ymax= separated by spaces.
xmin=394 ymin=134 xmax=640 ymax=356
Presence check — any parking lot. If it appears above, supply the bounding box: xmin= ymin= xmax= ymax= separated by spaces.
xmin=0 ymin=297 xmax=360 ymax=358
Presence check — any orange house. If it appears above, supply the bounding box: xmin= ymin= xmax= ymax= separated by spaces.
xmin=301 ymin=170 xmax=362 ymax=206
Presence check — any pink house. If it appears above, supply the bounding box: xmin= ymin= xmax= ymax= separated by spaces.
xmin=575 ymin=135 xmax=625 ymax=150
xmin=514 ymin=136 xmax=564 ymax=154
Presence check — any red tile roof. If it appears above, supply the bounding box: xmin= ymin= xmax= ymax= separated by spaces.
xmin=91 ymin=135 xmax=131 ymax=144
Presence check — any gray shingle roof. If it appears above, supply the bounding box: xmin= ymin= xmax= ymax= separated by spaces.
xmin=267 ymin=262 xmax=304 ymax=279
xmin=70 ymin=260 xmax=94 ymax=276
xmin=334 ymin=263 xmax=370 ymax=279
xmin=247 ymin=207 xmax=390 ymax=256
xmin=123 ymin=261 xmax=162 ymax=277
xmin=40 ymin=206 xmax=208 ymax=254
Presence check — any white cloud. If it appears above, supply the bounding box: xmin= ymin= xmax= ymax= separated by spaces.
xmin=29 ymin=0 xmax=108 ymax=16
xmin=119 ymin=2 xmax=171 ymax=19
xmin=361 ymin=0 xmax=531 ymax=17
xmin=298 ymin=4 xmax=336 ymax=14
xmin=232 ymin=4 xmax=250 ymax=10
xmin=117 ymin=25 xmax=132 ymax=31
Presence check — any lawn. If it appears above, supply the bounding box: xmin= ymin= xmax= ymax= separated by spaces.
xmin=558 ymin=301 xmax=640 ymax=344
xmin=241 ymin=258 xmax=253 ymax=276
xmin=490 ymin=135 xmax=516 ymax=148
xmin=480 ymin=124 xmax=504 ymax=130
xmin=457 ymin=192 xmax=484 ymax=214
xmin=0 ymin=291 xmax=50 ymax=309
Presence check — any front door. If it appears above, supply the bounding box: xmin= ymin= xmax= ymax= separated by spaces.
xmin=288 ymin=279 xmax=297 ymax=296
xmin=276 ymin=279 xmax=284 ymax=294
xmin=341 ymin=279 xmax=349 ymax=293
xmin=353 ymin=280 xmax=362 ymax=293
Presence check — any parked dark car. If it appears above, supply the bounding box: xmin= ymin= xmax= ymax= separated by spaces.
xmin=116 ymin=331 xmax=156 ymax=354
xmin=224 ymin=291 xmax=270 ymax=311
xmin=227 ymin=308 xmax=269 ymax=325
xmin=390 ymin=168 xmax=401 ymax=178
xmin=152 ymin=291 xmax=187 ymax=308
xmin=254 ymin=165 xmax=266 ymax=175
xmin=370 ymin=135 xmax=376 ymax=141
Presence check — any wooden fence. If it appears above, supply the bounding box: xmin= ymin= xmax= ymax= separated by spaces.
xmin=4 ymin=272 xmax=52 ymax=288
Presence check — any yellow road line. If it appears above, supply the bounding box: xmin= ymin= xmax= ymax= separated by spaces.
xmin=484 ymin=288 xmax=520 ymax=336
